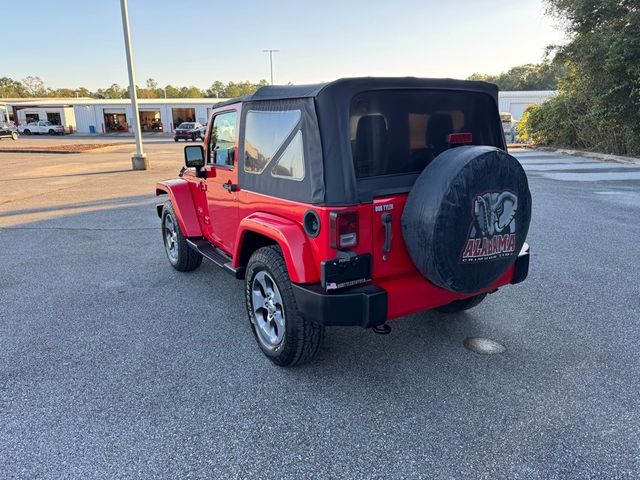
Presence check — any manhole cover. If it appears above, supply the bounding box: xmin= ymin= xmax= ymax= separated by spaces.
xmin=464 ymin=337 xmax=506 ymax=355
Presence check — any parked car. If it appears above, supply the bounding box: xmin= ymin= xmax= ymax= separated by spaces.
xmin=501 ymin=111 xmax=516 ymax=143
xmin=156 ymin=78 xmax=532 ymax=367
xmin=18 ymin=121 xmax=64 ymax=135
xmin=197 ymin=123 xmax=207 ymax=141
xmin=173 ymin=122 xmax=203 ymax=142
xmin=0 ymin=122 xmax=19 ymax=140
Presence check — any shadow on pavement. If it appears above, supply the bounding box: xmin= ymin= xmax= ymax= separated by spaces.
xmin=0 ymin=194 xmax=155 ymax=219
xmin=0 ymin=169 xmax=134 ymax=183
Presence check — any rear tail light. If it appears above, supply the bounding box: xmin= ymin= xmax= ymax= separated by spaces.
xmin=330 ymin=210 xmax=358 ymax=249
xmin=448 ymin=132 xmax=473 ymax=145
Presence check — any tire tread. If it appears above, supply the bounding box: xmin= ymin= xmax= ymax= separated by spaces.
xmin=245 ymin=245 xmax=324 ymax=367
xmin=162 ymin=200 xmax=202 ymax=272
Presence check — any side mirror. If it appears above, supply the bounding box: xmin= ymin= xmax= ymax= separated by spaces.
xmin=184 ymin=145 xmax=205 ymax=168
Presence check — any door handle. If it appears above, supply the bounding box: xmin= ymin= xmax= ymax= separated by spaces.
xmin=381 ymin=213 xmax=392 ymax=253
xmin=222 ymin=182 xmax=239 ymax=192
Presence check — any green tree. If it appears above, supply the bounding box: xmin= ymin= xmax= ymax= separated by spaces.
xmin=21 ymin=76 xmax=49 ymax=97
xmin=163 ymin=85 xmax=181 ymax=98
xmin=75 ymin=87 xmax=92 ymax=98
xmin=468 ymin=61 xmax=565 ymax=90
xmin=95 ymin=84 xmax=128 ymax=99
xmin=178 ymin=86 xmax=204 ymax=98
xmin=206 ymin=81 xmax=225 ymax=98
xmin=50 ymin=88 xmax=76 ymax=97
xmin=0 ymin=77 xmax=28 ymax=97
xmin=519 ymin=0 xmax=640 ymax=155
xmin=221 ymin=80 xmax=269 ymax=98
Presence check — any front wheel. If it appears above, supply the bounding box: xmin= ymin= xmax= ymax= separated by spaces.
xmin=11 ymin=132 xmax=18 ymax=140
xmin=161 ymin=201 xmax=202 ymax=272
xmin=48 ymin=129 xmax=55 ymax=135
xmin=436 ymin=293 xmax=487 ymax=313
xmin=23 ymin=129 xmax=31 ymax=135
xmin=245 ymin=246 xmax=325 ymax=367
xmin=174 ymin=138 xmax=179 ymax=142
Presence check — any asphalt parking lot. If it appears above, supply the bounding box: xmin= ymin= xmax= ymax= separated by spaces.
xmin=1 ymin=137 xmax=639 ymax=479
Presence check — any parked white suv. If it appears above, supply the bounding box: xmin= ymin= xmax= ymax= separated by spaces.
xmin=18 ymin=121 xmax=65 ymax=135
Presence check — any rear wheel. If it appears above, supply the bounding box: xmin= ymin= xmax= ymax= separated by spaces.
xmin=48 ymin=129 xmax=55 ymax=135
xmin=174 ymin=138 xmax=179 ymax=142
xmin=245 ymin=246 xmax=325 ymax=367
xmin=436 ymin=293 xmax=487 ymax=313
xmin=23 ymin=129 xmax=31 ymax=135
xmin=11 ymin=132 xmax=18 ymax=140
xmin=161 ymin=201 xmax=202 ymax=272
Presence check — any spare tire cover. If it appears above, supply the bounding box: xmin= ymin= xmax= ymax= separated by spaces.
xmin=402 ymin=145 xmax=531 ymax=294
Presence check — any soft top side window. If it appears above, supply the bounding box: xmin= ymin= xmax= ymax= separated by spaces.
xmin=243 ymin=110 xmax=301 ymax=175
xmin=271 ymin=130 xmax=305 ymax=181
xmin=209 ymin=111 xmax=238 ymax=167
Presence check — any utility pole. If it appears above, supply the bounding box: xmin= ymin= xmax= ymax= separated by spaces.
xmin=120 ymin=0 xmax=148 ymax=170
xmin=263 ymin=49 xmax=280 ymax=85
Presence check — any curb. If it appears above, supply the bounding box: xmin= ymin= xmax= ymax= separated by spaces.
xmin=0 ymin=144 xmax=134 ymax=155
xmin=536 ymin=147 xmax=640 ymax=165
xmin=0 ymin=149 xmax=81 ymax=154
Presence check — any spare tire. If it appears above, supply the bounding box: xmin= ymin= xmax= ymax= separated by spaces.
xmin=402 ymin=145 xmax=531 ymax=294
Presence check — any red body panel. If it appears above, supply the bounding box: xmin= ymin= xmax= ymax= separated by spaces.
xmin=203 ymin=165 xmax=239 ymax=252
xmin=156 ymin=179 xmax=202 ymax=237
xmin=370 ymin=195 xmax=414 ymax=278
xmin=234 ymin=212 xmax=318 ymax=284
xmin=378 ymin=267 xmax=515 ymax=320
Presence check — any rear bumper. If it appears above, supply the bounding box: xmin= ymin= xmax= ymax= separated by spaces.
xmin=291 ymin=283 xmax=387 ymax=328
xmin=292 ymin=243 xmax=530 ymax=328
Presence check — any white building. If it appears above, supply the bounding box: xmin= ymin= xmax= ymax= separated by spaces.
xmin=3 ymin=97 xmax=228 ymax=133
xmin=2 ymin=90 xmax=556 ymax=133
xmin=498 ymin=91 xmax=556 ymax=121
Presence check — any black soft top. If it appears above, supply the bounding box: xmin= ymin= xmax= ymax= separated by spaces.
xmin=216 ymin=77 xmax=498 ymax=106
xmin=226 ymin=78 xmax=502 ymax=206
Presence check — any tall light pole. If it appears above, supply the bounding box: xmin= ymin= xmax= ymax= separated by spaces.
xmin=120 ymin=0 xmax=148 ymax=170
xmin=263 ymin=49 xmax=280 ymax=85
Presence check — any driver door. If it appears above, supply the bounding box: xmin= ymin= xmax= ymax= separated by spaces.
xmin=204 ymin=108 xmax=240 ymax=253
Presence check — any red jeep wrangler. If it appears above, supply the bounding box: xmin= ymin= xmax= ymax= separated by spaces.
xmin=156 ymin=78 xmax=531 ymax=366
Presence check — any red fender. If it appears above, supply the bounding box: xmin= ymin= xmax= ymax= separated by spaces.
xmin=155 ymin=179 xmax=202 ymax=237
xmin=234 ymin=213 xmax=319 ymax=284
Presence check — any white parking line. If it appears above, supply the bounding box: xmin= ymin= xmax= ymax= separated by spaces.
xmin=522 ymin=163 xmax=634 ymax=171
xmin=513 ymin=153 xmax=640 ymax=182
xmin=518 ymin=158 xmax=601 ymax=165
xmin=543 ymin=172 xmax=640 ymax=182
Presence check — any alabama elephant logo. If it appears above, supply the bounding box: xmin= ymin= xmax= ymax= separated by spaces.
xmin=460 ymin=191 xmax=518 ymax=263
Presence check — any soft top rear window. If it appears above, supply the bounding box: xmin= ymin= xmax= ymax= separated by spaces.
xmin=350 ymin=90 xmax=502 ymax=178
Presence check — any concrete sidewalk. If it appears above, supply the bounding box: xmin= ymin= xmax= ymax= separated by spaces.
xmin=537 ymin=146 xmax=640 ymax=165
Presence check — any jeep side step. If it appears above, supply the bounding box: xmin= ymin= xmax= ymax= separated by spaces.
xmin=186 ymin=238 xmax=244 ymax=279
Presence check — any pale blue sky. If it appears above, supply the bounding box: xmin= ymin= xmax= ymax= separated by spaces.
xmin=2 ymin=0 xmax=564 ymax=90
